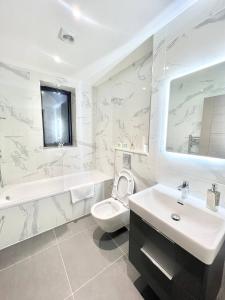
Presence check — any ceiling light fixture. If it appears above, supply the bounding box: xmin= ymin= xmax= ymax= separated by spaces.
xmin=58 ymin=0 xmax=100 ymax=27
xmin=53 ymin=55 xmax=62 ymax=63
xmin=72 ymin=6 xmax=81 ymax=19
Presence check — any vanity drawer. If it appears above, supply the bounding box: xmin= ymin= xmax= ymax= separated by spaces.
xmin=129 ymin=235 xmax=172 ymax=300
xmin=129 ymin=211 xmax=175 ymax=258
xmin=129 ymin=211 xmax=177 ymax=300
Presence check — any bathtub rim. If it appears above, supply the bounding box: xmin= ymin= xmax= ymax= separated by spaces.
xmin=0 ymin=170 xmax=113 ymax=210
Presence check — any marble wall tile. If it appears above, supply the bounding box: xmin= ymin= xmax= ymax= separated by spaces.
xmin=0 ymin=63 xmax=95 ymax=185
xmin=95 ymin=49 xmax=153 ymax=187
xmin=2 ymin=0 xmax=225 ymax=255
xmin=152 ymin=0 xmax=225 ymax=207
xmin=167 ymin=62 xmax=225 ymax=154
xmin=94 ymin=0 xmax=225 ymax=207
xmin=0 ymin=179 xmax=113 ymax=251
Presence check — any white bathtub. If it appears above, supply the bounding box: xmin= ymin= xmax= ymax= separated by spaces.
xmin=0 ymin=170 xmax=113 ymax=250
xmin=0 ymin=170 xmax=112 ymax=210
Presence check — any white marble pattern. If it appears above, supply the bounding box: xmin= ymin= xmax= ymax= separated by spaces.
xmin=167 ymin=61 xmax=225 ymax=154
xmin=0 ymin=62 xmax=110 ymax=250
xmin=0 ymin=63 xmax=95 ymax=185
xmin=0 ymin=178 xmax=113 ymax=250
xmin=2 ymin=0 xmax=225 ymax=253
xmin=153 ymin=0 xmax=225 ymax=207
xmin=95 ymin=0 xmax=225 ymax=209
xmin=95 ymin=49 xmax=153 ymax=188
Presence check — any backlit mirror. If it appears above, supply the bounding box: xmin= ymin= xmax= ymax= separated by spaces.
xmin=166 ymin=61 xmax=225 ymax=159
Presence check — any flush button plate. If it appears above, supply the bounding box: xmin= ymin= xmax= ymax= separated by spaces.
xmin=123 ymin=153 xmax=131 ymax=169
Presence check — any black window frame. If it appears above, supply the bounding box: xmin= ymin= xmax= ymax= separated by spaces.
xmin=40 ymin=85 xmax=73 ymax=147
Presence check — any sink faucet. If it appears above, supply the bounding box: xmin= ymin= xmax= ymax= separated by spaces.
xmin=177 ymin=181 xmax=189 ymax=205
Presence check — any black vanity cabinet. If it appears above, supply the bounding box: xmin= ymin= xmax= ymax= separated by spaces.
xmin=129 ymin=211 xmax=225 ymax=300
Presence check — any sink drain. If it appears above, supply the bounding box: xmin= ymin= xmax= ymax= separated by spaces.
xmin=171 ymin=213 xmax=180 ymax=221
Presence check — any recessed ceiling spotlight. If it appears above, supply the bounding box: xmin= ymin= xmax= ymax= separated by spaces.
xmin=72 ymin=6 xmax=81 ymax=19
xmin=58 ymin=27 xmax=75 ymax=44
xmin=53 ymin=55 xmax=62 ymax=63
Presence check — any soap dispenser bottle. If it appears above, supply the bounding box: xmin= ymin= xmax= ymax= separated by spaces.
xmin=207 ymin=184 xmax=220 ymax=212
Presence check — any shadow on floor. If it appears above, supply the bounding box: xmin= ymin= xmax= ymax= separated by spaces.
xmin=109 ymin=227 xmax=129 ymax=246
xmin=92 ymin=227 xmax=118 ymax=250
xmin=134 ymin=277 xmax=160 ymax=300
xmin=92 ymin=226 xmax=129 ymax=251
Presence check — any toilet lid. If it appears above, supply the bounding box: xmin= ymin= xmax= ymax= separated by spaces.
xmin=112 ymin=169 xmax=134 ymax=205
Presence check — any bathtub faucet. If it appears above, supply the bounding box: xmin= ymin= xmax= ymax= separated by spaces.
xmin=58 ymin=142 xmax=64 ymax=148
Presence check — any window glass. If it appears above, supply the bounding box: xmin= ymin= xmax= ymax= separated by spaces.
xmin=41 ymin=86 xmax=72 ymax=146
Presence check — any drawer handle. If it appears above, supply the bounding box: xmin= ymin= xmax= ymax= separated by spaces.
xmin=140 ymin=247 xmax=173 ymax=281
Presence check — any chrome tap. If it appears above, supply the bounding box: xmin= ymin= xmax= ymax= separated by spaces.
xmin=177 ymin=181 xmax=189 ymax=205
xmin=58 ymin=142 xmax=64 ymax=148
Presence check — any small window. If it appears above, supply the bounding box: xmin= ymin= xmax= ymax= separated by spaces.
xmin=41 ymin=86 xmax=72 ymax=147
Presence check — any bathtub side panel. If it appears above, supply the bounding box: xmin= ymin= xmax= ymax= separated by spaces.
xmin=0 ymin=179 xmax=113 ymax=251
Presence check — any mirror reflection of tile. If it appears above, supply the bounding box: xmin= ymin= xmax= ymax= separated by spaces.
xmin=167 ymin=61 xmax=225 ymax=159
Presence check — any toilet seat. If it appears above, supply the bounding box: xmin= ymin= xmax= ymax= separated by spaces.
xmin=112 ymin=169 xmax=134 ymax=206
xmin=91 ymin=198 xmax=127 ymax=220
xmin=91 ymin=169 xmax=134 ymax=232
xmin=91 ymin=197 xmax=130 ymax=232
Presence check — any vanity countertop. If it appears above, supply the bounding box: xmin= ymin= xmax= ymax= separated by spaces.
xmin=129 ymin=184 xmax=225 ymax=264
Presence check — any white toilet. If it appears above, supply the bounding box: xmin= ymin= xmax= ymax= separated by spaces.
xmin=91 ymin=169 xmax=135 ymax=233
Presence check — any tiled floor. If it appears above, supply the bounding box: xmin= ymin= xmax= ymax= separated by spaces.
xmin=0 ymin=215 xmax=156 ymax=300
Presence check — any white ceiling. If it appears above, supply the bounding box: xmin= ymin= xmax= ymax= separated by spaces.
xmin=0 ymin=0 xmax=196 ymax=80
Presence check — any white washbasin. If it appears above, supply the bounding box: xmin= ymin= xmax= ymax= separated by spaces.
xmin=129 ymin=184 xmax=225 ymax=265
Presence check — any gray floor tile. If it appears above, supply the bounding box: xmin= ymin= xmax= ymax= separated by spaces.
xmin=55 ymin=215 xmax=96 ymax=242
xmin=74 ymin=256 xmax=143 ymax=300
xmin=110 ymin=227 xmax=129 ymax=254
xmin=0 ymin=245 xmax=71 ymax=300
xmin=59 ymin=227 xmax=123 ymax=292
xmin=0 ymin=229 xmax=56 ymax=270
xmin=0 ymin=214 xmax=149 ymax=300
